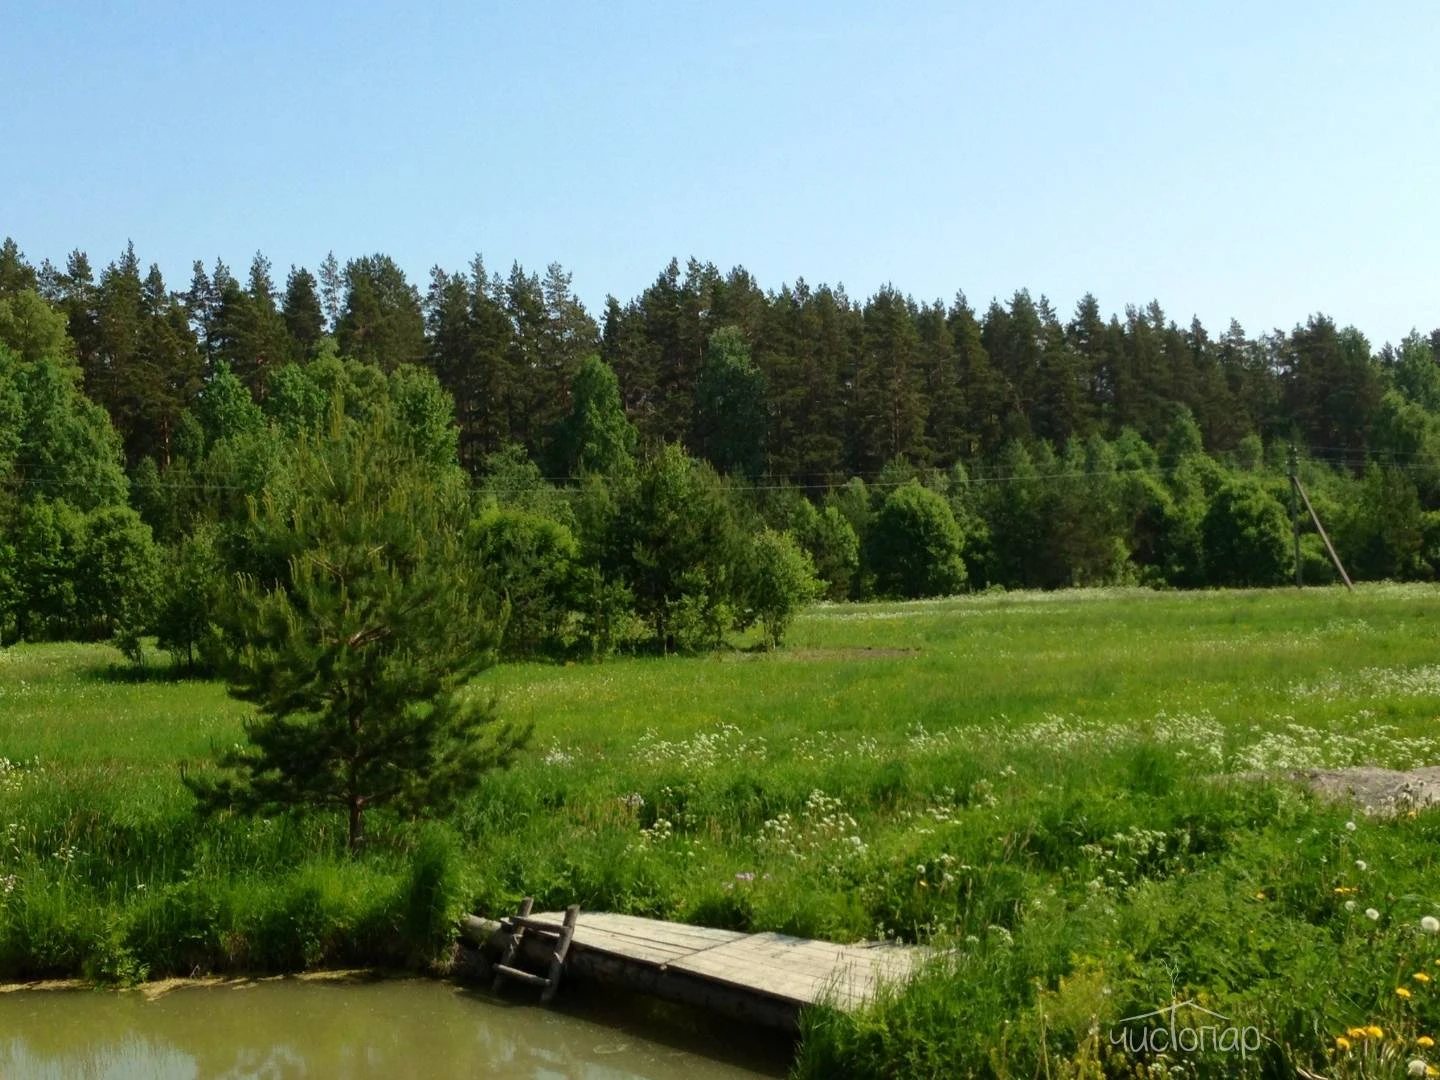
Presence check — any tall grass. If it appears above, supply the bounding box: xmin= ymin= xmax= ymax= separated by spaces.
xmin=2 ymin=585 xmax=1440 ymax=1076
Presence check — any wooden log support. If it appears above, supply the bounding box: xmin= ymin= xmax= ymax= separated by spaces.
xmin=494 ymin=964 xmax=550 ymax=987
xmin=540 ymin=905 xmax=579 ymax=1004
xmin=489 ymin=898 xmax=580 ymax=1004
xmin=490 ymin=896 xmax=536 ymax=994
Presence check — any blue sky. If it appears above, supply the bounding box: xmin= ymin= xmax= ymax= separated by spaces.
xmin=2 ymin=1 xmax=1436 ymax=345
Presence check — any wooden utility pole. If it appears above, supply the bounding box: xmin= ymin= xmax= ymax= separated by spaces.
xmin=1288 ymin=444 xmax=1302 ymax=587
xmin=1296 ymin=475 xmax=1347 ymax=593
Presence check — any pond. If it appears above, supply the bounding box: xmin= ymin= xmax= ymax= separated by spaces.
xmin=0 ymin=976 xmax=790 ymax=1079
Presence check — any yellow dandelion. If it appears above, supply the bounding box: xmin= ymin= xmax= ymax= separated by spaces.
xmin=1348 ymin=1027 xmax=1369 ymax=1039
xmin=1368 ymin=1026 xmax=1386 ymax=1039
xmin=1419 ymin=1036 xmax=1435 ymax=1048
xmin=1415 ymin=973 xmax=1432 ymax=984
xmin=1397 ymin=987 xmax=1413 ymax=999
xmin=1254 ymin=891 xmax=1266 ymax=900
xmin=1335 ymin=886 xmax=1357 ymax=895
xmin=1335 ymin=1035 xmax=1352 ymax=1051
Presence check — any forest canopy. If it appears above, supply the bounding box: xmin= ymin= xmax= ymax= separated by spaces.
xmin=2 ymin=235 xmax=1438 ymax=659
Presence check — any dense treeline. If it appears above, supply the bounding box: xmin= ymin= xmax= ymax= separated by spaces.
xmin=2 ymin=235 xmax=1439 ymax=660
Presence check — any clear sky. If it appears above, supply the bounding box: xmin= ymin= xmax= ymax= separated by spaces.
xmin=2 ymin=1 xmax=1436 ymax=346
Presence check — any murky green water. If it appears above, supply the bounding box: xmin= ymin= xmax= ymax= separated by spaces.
xmin=0 ymin=977 xmax=787 ymax=1079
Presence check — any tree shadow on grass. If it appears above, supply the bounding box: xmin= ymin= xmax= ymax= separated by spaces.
xmin=84 ymin=656 xmax=216 ymax=685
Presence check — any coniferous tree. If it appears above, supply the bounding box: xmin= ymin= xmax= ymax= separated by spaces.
xmin=983 ymin=292 xmax=1046 ymax=438
xmin=282 ymin=266 xmax=326 ymax=359
xmin=1032 ymin=296 xmax=1090 ymax=445
xmin=693 ymin=325 xmax=767 ymax=479
xmin=0 ymin=239 xmax=37 ymax=297
xmin=186 ymin=410 xmax=528 ymax=851
xmin=317 ymin=251 xmax=343 ymax=333
xmin=154 ymin=521 xmax=225 ymax=669
xmin=55 ymin=251 xmax=102 ymax=385
xmin=423 ymin=259 xmax=516 ymax=469
xmin=337 ymin=254 xmax=425 ymax=371
xmin=600 ymin=294 xmax=660 ymax=440
xmin=91 ymin=242 xmax=145 ymax=429
xmin=127 ymin=264 xmax=203 ymax=465
xmin=609 ymin=442 xmax=743 ymax=651
xmin=185 ymin=260 xmax=216 ymax=364
xmin=210 ymin=253 xmax=290 ymax=394
xmin=1067 ymin=294 xmax=1111 ymax=424
xmin=916 ymin=300 xmax=963 ymax=465
xmin=852 ymin=286 xmax=925 ymax=474
xmin=948 ymin=294 xmax=1007 ymax=456
xmin=538 ymin=262 xmax=599 ymax=414
xmin=1284 ymin=316 xmax=1382 ymax=468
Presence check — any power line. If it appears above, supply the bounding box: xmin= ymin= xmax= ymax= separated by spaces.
xmin=4 ymin=448 xmax=1439 ymax=497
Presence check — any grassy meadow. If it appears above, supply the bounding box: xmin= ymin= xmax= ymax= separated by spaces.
xmin=4 ymin=584 xmax=1440 ymax=1077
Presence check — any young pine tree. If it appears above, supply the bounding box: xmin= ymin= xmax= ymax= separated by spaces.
xmin=186 ymin=409 xmax=529 ymax=851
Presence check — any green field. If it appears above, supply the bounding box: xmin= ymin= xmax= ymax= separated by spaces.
xmin=3 ymin=584 xmax=1440 ymax=1078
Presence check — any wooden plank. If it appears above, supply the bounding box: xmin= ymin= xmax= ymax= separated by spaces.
xmin=667 ymin=934 xmax=917 ymax=1007
xmin=524 ymin=924 xmax=692 ymax=962
xmin=525 ymin=913 xmax=745 ymax=966
xmin=533 ymin=911 xmax=742 ymax=944
xmin=682 ymin=936 xmax=876 ymax=980
xmin=535 ymin=912 xmax=745 ymax=949
xmin=579 ymin=938 xmax=691 ymax=965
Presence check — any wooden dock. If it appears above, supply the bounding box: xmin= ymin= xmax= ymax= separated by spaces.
xmin=460 ymin=907 xmax=922 ymax=1030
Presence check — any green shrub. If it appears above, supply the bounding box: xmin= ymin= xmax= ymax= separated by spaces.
xmin=736 ymin=529 xmax=819 ymax=648
xmin=469 ymin=507 xmax=578 ymax=658
xmin=866 ymin=481 xmax=967 ymax=598
xmin=1202 ymin=479 xmax=1291 ymax=586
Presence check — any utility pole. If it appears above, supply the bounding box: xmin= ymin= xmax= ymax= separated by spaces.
xmin=1288 ymin=444 xmax=1302 ymax=587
